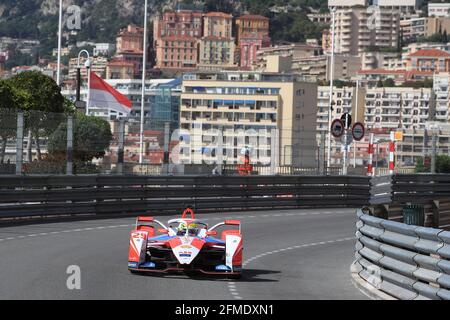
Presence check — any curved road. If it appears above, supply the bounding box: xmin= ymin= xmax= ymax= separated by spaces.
xmin=0 ymin=208 xmax=366 ymax=299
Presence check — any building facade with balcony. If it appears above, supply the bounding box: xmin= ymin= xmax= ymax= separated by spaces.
xmin=235 ymin=15 xmax=271 ymax=68
xmin=324 ymin=8 xmax=400 ymax=56
xmin=154 ymin=10 xmax=203 ymax=72
xmin=429 ymin=3 xmax=450 ymax=18
xmin=407 ymin=49 xmax=450 ymax=72
xmin=198 ymin=12 xmax=235 ymax=70
xmin=363 ymin=87 xmax=432 ymax=131
xmin=179 ymin=71 xmax=318 ymax=166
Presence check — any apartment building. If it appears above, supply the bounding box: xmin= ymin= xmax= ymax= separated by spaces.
xmin=93 ymin=43 xmax=116 ymax=57
xmin=426 ymin=17 xmax=450 ymax=37
xmin=153 ymin=10 xmax=203 ymax=71
xmin=324 ymin=8 xmax=400 ymax=56
xmin=406 ymin=49 xmax=450 ymax=72
xmin=198 ymin=12 xmax=235 ymax=70
xmin=235 ymin=15 xmax=271 ymax=68
xmin=364 ymin=87 xmax=432 ymax=131
xmin=255 ymin=49 xmax=360 ymax=82
xmin=255 ymin=43 xmax=323 ymax=66
xmin=115 ymin=25 xmax=147 ymax=78
xmin=433 ymin=72 xmax=450 ymax=122
xmin=376 ymin=0 xmax=421 ymax=13
xmin=307 ymin=13 xmax=332 ymax=25
xmin=397 ymin=128 xmax=450 ymax=166
xmin=403 ymin=42 xmax=450 ymax=56
xmin=117 ymin=25 xmax=144 ymax=54
xmin=357 ymin=69 xmax=433 ymax=87
xmin=328 ymin=0 xmax=420 ymax=12
xmin=106 ymin=59 xmax=135 ymax=79
xmin=400 ymin=17 xmax=427 ymax=42
xmin=328 ymin=0 xmax=367 ymax=7
xmin=429 ymin=3 xmax=450 ymax=17
xmin=361 ymin=51 xmax=403 ymax=70
xmin=179 ymin=71 xmax=318 ymax=166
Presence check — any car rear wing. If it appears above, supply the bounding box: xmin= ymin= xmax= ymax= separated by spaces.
xmin=135 ymin=216 xmax=168 ymax=230
xmin=209 ymin=220 xmax=241 ymax=233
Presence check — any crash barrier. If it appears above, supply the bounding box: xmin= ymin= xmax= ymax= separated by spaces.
xmin=0 ymin=175 xmax=370 ymax=220
xmin=370 ymin=174 xmax=450 ymax=230
xmin=354 ymin=208 xmax=450 ymax=300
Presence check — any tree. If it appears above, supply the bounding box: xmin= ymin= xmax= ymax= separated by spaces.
xmin=382 ymin=78 xmax=396 ymax=87
xmin=377 ymin=79 xmax=384 ymax=88
xmin=48 ymin=113 xmax=113 ymax=164
xmin=0 ymin=80 xmax=29 ymax=162
xmin=436 ymin=155 xmax=450 ymax=173
xmin=415 ymin=155 xmax=450 ymax=173
xmin=7 ymin=71 xmax=73 ymax=161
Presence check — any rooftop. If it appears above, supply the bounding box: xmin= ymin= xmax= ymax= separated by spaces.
xmin=205 ymin=12 xmax=232 ymax=18
xmin=237 ymin=14 xmax=269 ymax=21
xmin=409 ymin=49 xmax=450 ymax=58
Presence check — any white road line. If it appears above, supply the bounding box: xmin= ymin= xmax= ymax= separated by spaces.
xmin=0 ymin=209 xmax=352 ymax=244
xmin=0 ymin=224 xmax=135 ymax=243
xmin=230 ymin=236 xmax=355 ymax=300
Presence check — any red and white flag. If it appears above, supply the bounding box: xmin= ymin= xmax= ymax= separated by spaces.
xmin=89 ymin=71 xmax=132 ymax=114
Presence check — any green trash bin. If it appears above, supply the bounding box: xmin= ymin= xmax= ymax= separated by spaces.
xmin=402 ymin=204 xmax=425 ymax=226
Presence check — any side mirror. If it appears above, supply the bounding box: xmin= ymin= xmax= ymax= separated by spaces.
xmin=158 ymin=228 xmax=168 ymax=234
xmin=207 ymin=230 xmax=217 ymax=236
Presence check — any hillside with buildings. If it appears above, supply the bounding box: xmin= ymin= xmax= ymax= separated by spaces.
xmin=2 ymin=0 xmax=450 ymax=173
xmin=0 ymin=0 xmax=328 ymax=62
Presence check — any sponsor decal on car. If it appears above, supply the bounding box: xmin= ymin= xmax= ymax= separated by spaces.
xmin=141 ymin=262 xmax=156 ymax=268
xmin=215 ymin=264 xmax=231 ymax=271
xmin=179 ymin=250 xmax=192 ymax=257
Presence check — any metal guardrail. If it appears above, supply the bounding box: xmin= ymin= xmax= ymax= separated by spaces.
xmin=0 ymin=175 xmax=370 ymax=220
xmin=353 ymin=209 xmax=450 ymax=300
xmin=370 ymin=174 xmax=450 ymax=229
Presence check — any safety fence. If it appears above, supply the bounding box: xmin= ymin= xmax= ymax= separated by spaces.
xmin=353 ymin=209 xmax=450 ymax=300
xmin=0 ymin=175 xmax=370 ymax=221
xmin=370 ymin=174 xmax=450 ymax=229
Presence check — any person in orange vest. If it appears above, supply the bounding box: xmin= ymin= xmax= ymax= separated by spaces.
xmin=237 ymin=147 xmax=253 ymax=176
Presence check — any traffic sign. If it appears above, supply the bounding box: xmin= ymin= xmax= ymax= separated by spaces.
xmin=331 ymin=119 xmax=345 ymax=138
xmin=341 ymin=113 xmax=352 ymax=129
xmin=394 ymin=131 xmax=403 ymax=141
xmin=352 ymin=122 xmax=365 ymax=141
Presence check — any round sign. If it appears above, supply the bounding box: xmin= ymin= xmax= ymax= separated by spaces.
xmin=331 ymin=119 xmax=345 ymax=138
xmin=352 ymin=122 xmax=365 ymax=141
xmin=341 ymin=113 xmax=352 ymax=129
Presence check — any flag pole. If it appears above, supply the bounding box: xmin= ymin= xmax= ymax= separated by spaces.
xmin=327 ymin=7 xmax=336 ymax=171
xmin=56 ymin=0 xmax=63 ymax=86
xmin=139 ymin=0 xmax=148 ymax=164
xmin=86 ymin=65 xmax=91 ymax=115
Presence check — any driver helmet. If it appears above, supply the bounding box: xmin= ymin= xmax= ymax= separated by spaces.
xmin=177 ymin=222 xmax=187 ymax=232
xmin=188 ymin=223 xmax=199 ymax=236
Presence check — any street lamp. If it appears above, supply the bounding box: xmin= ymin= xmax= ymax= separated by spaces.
xmin=77 ymin=50 xmax=91 ymax=115
xmin=139 ymin=0 xmax=149 ymax=164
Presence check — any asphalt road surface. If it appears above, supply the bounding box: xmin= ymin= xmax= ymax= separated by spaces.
xmin=0 ymin=208 xmax=366 ymax=300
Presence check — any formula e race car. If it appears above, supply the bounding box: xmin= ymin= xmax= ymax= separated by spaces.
xmin=128 ymin=208 xmax=243 ymax=278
